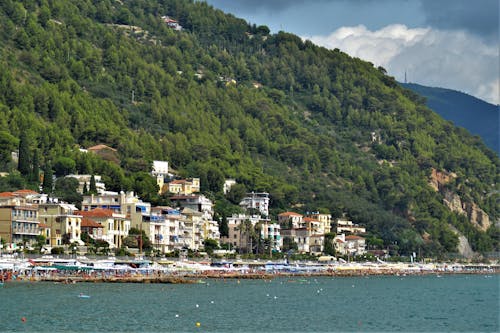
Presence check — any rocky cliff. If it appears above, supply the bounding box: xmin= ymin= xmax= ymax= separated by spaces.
xmin=430 ymin=169 xmax=491 ymax=231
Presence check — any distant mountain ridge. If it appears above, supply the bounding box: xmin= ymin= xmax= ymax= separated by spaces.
xmin=401 ymin=83 xmax=499 ymax=154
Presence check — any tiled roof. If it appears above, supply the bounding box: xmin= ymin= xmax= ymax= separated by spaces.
xmin=78 ymin=208 xmax=114 ymax=218
xmin=14 ymin=189 xmax=38 ymax=195
xmin=345 ymin=235 xmax=365 ymax=241
xmin=278 ymin=211 xmax=303 ymax=217
xmin=81 ymin=217 xmax=103 ymax=228
xmin=0 ymin=192 xmax=14 ymax=197
xmin=304 ymin=217 xmax=319 ymax=222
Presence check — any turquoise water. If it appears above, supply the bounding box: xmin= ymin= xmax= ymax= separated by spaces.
xmin=0 ymin=275 xmax=498 ymax=332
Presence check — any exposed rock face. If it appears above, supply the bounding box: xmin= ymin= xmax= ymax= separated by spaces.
xmin=430 ymin=168 xmax=491 ymax=232
xmin=449 ymin=225 xmax=475 ymax=259
xmin=429 ymin=168 xmax=456 ymax=192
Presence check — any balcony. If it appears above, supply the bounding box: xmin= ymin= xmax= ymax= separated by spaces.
xmin=12 ymin=228 xmax=40 ymax=236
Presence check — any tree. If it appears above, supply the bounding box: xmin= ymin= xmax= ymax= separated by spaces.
xmin=323 ymin=232 xmax=336 ymax=256
xmin=203 ymin=238 xmax=219 ymax=255
xmin=282 ymin=237 xmax=298 ymax=252
xmin=54 ymin=177 xmax=82 ymax=206
xmin=89 ymin=174 xmax=97 ymax=194
xmin=226 ymin=183 xmax=247 ymax=204
xmin=0 ymin=130 xmax=17 ymax=171
xmin=42 ymin=163 xmax=53 ymax=194
xmin=31 ymin=149 xmax=40 ymax=182
xmin=53 ymin=157 xmax=76 ymax=176
xmin=18 ymin=132 xmax=30 ymax=177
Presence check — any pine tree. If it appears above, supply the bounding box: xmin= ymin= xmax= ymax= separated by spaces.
xmin=42 ymin=163 xmax=53 ymax=194
xmin=31 ymin=149 xmax=40 ymax=182
xmin=18 ymin=132 xmax=30 ymax=177
xmin=89 ymin=174 xmax=97 ymax=194
xmin=83 ymin=182 xmax=88 ymax=194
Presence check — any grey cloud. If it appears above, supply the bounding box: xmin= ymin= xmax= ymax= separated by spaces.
xmin=420 ymin=0 xmax=499 ymax=39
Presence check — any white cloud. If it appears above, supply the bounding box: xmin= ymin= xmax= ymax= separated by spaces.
xmin=305 ymin=24 xmax=499 ymax=105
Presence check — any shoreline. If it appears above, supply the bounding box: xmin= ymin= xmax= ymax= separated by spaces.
xmin=5 ymin=268 xmax=498 ymax=285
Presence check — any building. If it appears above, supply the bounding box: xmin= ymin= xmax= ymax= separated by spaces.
xmin=335 ymin=234 xmax=366 ymax=256
xmin=259 ymin=220 xmax=282 ymax=252
xmin=167 ymin=178 xmax=200 ymax=195
xmin=222 ymin=214 xmax=261 ymax=251
xmin=80 ymin=217 xmax=104 ymax=242
xmin=87 ymin=144 xmax=119 ymax=164
xmin=81 ymin=191 xmax=150 ymax=230
xmin=223 ymin=179 xmax=236 ymax=194
xmin=169 ymin=194 xmax=213 ymax=218
xmin=161 ymin=16 xmax=182 ymax=30
xmin=306 ymin=212 xmax=332 ymax=234
xmin=151 ymin=160 xmax=170 ymax=194
xmin=336 ymin=218 xmax=366 ymax=234
xmin=278 ymin=212 xmax=304 ymax=228
xmin=66 ymin=174 xmax=106 ymax=194
xmin=78 ymin=209 xmax=129 ymax=249
xmin=144 ymin=206 xmax=186 ymax=253
xmin=0 ymin=205 xmax=39 ymax=246
xmin=38 ymin=203 xmax=83 ymax=247
xmin=240 ymin=192 xmax=270 ymax=217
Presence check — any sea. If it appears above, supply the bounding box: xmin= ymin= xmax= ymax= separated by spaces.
xmin=0 ymin=274 xmax=498 ymax=332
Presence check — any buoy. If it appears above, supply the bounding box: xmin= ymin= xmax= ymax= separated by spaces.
xmin=21 ymin=317 xmax=26 ymax=323
xmin=195 ymin=304 xmax=199 ymax=308
xmin=196 ymin=322 xmax=201 ymax=327
xmin=210 ymin=300 xmax=214 ymax=304
xmin=175 ymin=314 xmax=179 ymax=318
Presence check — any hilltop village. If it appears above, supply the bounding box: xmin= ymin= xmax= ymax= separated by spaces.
xmin=0 ymin=155 xmax=368 ymax=260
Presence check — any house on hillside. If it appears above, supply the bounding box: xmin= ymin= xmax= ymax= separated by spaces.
xmin=278 ymin=211 xmax=303 ymax=228
xmin=87 ymin=144 xmax=119 ymax=164
xmin=66 ymin=174 xmax=106 ymax=194
xmin=240 ymin=192 xmax=270 ymax=217
xmin=151 ymin=160 xmax=171 ymax=194
xmin=161 ymin=16 xmax=182 ymax=30
xmin=167 ymin=178 xmax=200 ymax=195
xmin=336 ymin=218 xmax=366 ymax=234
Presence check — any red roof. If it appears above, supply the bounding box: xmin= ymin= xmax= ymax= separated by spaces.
xmin=78 ymin=208 xmax=114 ymax=218
xmin=39 ymin=223 xmax=48 ymax=228
xmin=345 ymin=235 xmax=365 ymax=241
xmin=81 ymin=217 xmax=103 ymax=228
xmin=14 ymin=189 xmax=38 ymax=195
xmin=304 ymin=217 xmax=319 ymax=222
xmin=278 ymin=212 xmax=303 ymax=217
xmin=0 ymin=192 xmax=14 ymax=197
xmin=169 ymin=179 xmax=187 ymax=184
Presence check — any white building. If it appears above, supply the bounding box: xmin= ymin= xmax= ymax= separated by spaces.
xmin=223 ymin=179 xmax=236 ymax=195
xmin=66 ymin=174 xmax=106 ymax=194
xmin=239 ymin=192 xmax=270 ymax=217
xmin=151 ymin=160 xmax=170 ymax=194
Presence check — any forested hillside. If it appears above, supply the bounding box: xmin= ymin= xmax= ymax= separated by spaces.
xmin=0 ymin=0 xmax=498 ymax=257
xmin=402 ymin=83 xmax=499 ymax=154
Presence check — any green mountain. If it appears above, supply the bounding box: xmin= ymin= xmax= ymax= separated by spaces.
xmin=401 ymin=83 xmax=499 ymax=154
xmin=0 ymin=0 xmax=498 ymax=257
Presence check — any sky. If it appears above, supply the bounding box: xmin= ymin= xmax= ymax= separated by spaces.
xmin=204 ymin=0 xmax=499 ymax=105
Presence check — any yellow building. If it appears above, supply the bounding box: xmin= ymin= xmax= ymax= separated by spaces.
xmin=38 ymin=203 xmax=83 ymax=247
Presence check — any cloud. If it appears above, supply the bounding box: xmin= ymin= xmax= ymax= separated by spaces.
xmin=305 ymin=24 xmax=499 ymax=104
xmin=420 ymin=0 xmax=499 ymax=40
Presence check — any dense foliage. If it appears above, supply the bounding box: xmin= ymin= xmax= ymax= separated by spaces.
xmin=0 ymin=0 xmax=498 ymax=257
